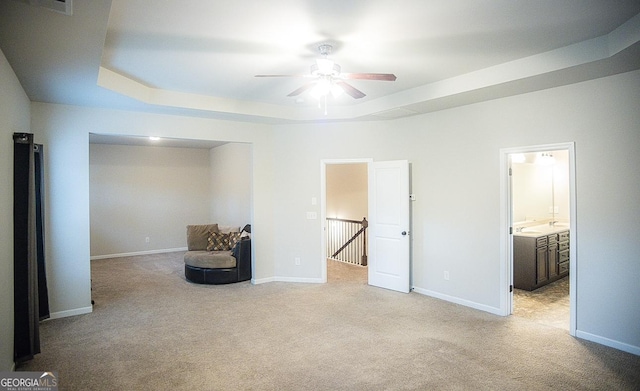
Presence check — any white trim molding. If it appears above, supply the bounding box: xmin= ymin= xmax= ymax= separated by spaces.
xmin=412 ymin=287 xmax=503 ymax=316
xmin=576 ymin=330 xmax=640 ymax=356
xmin=46 ymin=306 xmax=93 ymax=320
xmin=90 ymin=247 xmax=188 ymax=260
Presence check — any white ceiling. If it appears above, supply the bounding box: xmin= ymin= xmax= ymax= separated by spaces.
xmin=1 ymin=0 xmax=640 ymax=125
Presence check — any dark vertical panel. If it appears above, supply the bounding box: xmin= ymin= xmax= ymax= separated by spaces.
xmin=13 ymin=134 xmax=31 ymax=361
xmin=13 ymin=133 xmax=41 ymax=363
xmin=35 ymin=144 xmax=50 ymax=320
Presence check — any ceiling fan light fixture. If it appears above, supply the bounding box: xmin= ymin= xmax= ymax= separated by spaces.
xmin=310 ymin=77 xmax=332 ymax=99
xmin=330 ymin=83 xmax=344 ymax=98
xmin=312 ymin=59 xmax=341 ymax=77
xmin=254 ymin=42 xmax=395 ymax=113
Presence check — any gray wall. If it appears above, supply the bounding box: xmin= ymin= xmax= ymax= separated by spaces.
xmin=0 ymin=49 xmax=32 ymax=370
xmin=326 ymin=163 xmax=368 ymax=221
xmin=209 ymin=143 xmax=252 ymax=227
xmin=89 ymin=144 xmax=213 ymax=257
xmin=28 ymin=69 xmax=640 ymax=356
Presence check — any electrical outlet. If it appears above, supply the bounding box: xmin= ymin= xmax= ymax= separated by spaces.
xmin=444 ymin=271 xmax=450 ymax=281
xmin=295 ymin=257 xmax=301 ymax=266
xmin=145 ymin=237 xmax=150 ymax=243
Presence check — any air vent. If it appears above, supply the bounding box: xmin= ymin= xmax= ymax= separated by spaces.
xmin=17 ymin=0 xmax=72 ymax=16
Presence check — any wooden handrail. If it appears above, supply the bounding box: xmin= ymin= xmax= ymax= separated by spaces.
xmin=331 ymin=226 xmax=366 ymax=258
xmin=326 ymin=217 xmax=368 ymax=266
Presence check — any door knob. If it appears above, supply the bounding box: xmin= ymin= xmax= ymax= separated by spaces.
xmin=401 ymin=231 xmax=407 ymax=236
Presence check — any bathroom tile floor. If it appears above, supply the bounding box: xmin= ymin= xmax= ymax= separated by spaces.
xmin=513 ymin=276 xmax=570 ymax=330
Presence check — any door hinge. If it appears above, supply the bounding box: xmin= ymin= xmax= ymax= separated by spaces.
xmin=510 ymin=285 xmax=513 ymax=292
xmin=509 ymin=226 xmax=513 ymax=235
xmin=509 ymin=167 xmax=512 ymax=176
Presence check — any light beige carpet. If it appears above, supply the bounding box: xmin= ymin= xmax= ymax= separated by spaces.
xmin=17 ymin=252 xmax=640 ymax=390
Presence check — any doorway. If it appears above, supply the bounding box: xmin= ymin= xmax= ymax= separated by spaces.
xmin=321 ymin=159 xmax=411 ymax=293
xmin=322 ymin=160 xmax=370 ymax=284
xmin=500 ymin=143 xmax=577 ymax=335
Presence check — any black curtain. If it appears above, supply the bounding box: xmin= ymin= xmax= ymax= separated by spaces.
xmin=34 ymin=144 xmax=50 ymax=320
xmin=14 ymin=133 xmax=49 ymax=363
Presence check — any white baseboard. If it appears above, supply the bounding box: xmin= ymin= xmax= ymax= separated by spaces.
xmin=252 ymin=277 xmax=276 ymax=284
xmin=252 ymin=276 xmax=324 ymax=284
xmin=412 ymin=287 xmax=503 ymax=316
xmin=273 ymin=276 xmax=324 ymax=284
xmin=90 ymin=247 xmax=188 ymax=260
xmin=575 ymin=330 xmax=640 ymax=356
xmin=46 ymin=306 xmax=93 ymax=320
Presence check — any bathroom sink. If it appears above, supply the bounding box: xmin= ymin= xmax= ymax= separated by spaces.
xmin=515 ymin=222 xmax=570 ymax=235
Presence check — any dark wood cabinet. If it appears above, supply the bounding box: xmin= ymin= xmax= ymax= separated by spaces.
xmin=558 ymin=231 xmax=570 ymax=276
xmin=535 ymin=243 xmax=548 ymax=285
xmin=514 ymin=230 xmax=569 ymax=291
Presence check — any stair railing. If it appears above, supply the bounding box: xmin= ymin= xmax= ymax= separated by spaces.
xmin=326 ymin=217 xmax=368 ymax=266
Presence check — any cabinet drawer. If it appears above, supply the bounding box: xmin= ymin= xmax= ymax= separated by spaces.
xmin=559 ymin=249 xmax=570 ymax=263
xmin=559 ymin=261 xmax=569 ymax=274
xmin=559 ymin=241 xmax=569 ymax=251
xmin=536 ymin=236 xmax=548 ymax=247
xmin=558 ymin=231 xmax=569 ymax=241
xmin=547 ymin=233 xmax=558 ymax=244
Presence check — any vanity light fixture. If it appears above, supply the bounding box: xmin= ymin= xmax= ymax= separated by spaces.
xmin=536 ymin=152 xmax=555 ymax=165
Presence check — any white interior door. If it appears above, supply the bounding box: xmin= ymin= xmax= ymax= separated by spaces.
xmin=368 ymin=160 xmax=410 ymax=293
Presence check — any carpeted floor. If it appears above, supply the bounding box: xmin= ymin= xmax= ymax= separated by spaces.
xmin=17 ymin=252 xmax=640 ymax=390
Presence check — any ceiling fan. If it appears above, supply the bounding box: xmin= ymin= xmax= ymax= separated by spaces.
xmin=255 ymin=44 xmax=396 ymax=102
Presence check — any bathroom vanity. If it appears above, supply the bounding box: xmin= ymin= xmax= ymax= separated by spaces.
xmin=513 ymin=226 xmax=569 ymax=291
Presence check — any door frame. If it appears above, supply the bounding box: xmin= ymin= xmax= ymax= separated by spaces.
xmin=320 ymin=158 xmax=373 ymax=283
xmin=499 ymin=142 xmax=577 ymax=336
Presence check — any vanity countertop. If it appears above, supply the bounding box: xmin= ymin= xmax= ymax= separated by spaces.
xmin=513 ymin=224 xmax=570 ymax=237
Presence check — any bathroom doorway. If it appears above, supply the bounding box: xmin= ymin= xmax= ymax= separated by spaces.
xmin=500 ymin=143 xmax=577 ymax=335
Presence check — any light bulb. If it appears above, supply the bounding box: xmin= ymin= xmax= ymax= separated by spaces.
xmin=310 ymin=78 xmax=331 ymax=99
xmin=331 ymin=83 xmax=344 ymax=98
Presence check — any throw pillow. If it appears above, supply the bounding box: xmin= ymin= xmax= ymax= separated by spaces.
xmin=207 ymin=231 xmax=229 ymax=251
xmin=228 ymin=231 xmax=242 ymax=249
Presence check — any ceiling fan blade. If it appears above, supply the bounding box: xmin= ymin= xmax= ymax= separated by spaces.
xmin=341 ymin=73 xmax=397 ymax=81
xmin=335 ymin=81 xmax=366 ymax=99
xmin=287 ymin=82 xmax=316 ymax=97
